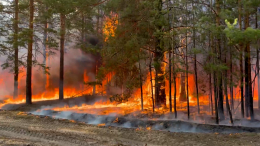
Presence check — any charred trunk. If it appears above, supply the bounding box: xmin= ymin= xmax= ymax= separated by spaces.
xmin=149 ymin=61 xmax=155 ymax=113
xmin=138 ymin=56 xmax=143 ymax=111
xmin=169 ymin=48 xmax=172 ymax=113
xmin=154 ymin=47 xmax=166 ymax=107
xmin=13 ymin=0 xmax=19 ymax=99
xmin=258 ymin=48 xmax=260 ymax=109
xmin=214 ymin=71 xmax=219 ymax=124
xmin=210 ymin=74 xmax=213 ymax=115
xmin=240 ymin=50 xmax=245 ymax=118
xmin=216 ymin=0 xmax=224 ymax=120
xmin=194 ymin=40 xmax=199 ymax=115
xmin=244 ymin=12 xmax=254 ymax=120
xmin=230 ymin=48 xmax=234 ymax=111
xmin=256 ymin=10 xmax=260 ymax=110
xmin=192 ymin=0 xmax=199 ymax=115
xmin=168 ymin=0 xmax=172 ymax=113
xmin=59 ymin=13 xmax=66 ymax=100
xmin=218 ymin=74 xmax=224 ymax=120
xmin=154 ymin=0 xmax=166 ymax=107
xmin=186 ymin=40 xmax=190 ymax=119
xmin=213 ymin=37 xmax=219 ymax=124
xmin=173 ymin=51 xmax=177 ymax=118
xmin=43 ymin=7 xmax=48 ymax=88
xmin=238 ymin=0 xmax=244 ymax=117
xmin=225 ymin=47 xmax=233 ymax=124
xmin=26 ymin=0 xmax=34 ymax=105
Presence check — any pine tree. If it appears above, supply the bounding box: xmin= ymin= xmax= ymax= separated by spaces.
xmin=13 ymin=0 xmax=19 ymax=99
xmin=26 ymin=0 xmax=34 ymax=104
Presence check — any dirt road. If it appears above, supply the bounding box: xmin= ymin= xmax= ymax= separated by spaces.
xmin=0 ymin=111 xmax=259 ymax=146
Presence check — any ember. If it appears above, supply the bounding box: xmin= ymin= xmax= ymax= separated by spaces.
xmin=98 ymin=123 xmax=106 ymax=127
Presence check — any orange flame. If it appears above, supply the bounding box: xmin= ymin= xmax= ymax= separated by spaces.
xmin=103 ymin=13 xmax=118 ymax=42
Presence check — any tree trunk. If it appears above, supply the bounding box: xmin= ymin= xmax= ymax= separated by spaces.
xmin=214 ymin=71 xmax=219 ymax=124
xmin=216 ymin=0 xmax=224 ymax=120
xmin=171 ymin=30 xmax=177 ymax=117
xmin=26 ymin=0 xmax=34 ymax=105
xmin=255 ymin=10 xmax=260 ymax=110
xmin=154 ymin=0 xmax=166 ymax=107
xmin=230 ymin=47 xmax=234 ymax=111
xmin=225 ymin=75 xmax=234 ymax=124
xmin=185 ymin=0 xmax=190 ymax=119
xmin=194 ymin=34 xmax=199 ymax=113
xmin=213 ymin=37 xmax=219 ymax=124
xmin=138 ymin=56 xmax=143 ymax=111
xmin=13 ymin=0 xmax=19 ymax=99
xmin=240 ymin=50 xmax=245 ymax=117
xmin=169 ymin=48 xmax=172 ymax=113
xmin=186 ymin=33 xmax=190 ymax=119
xmin=154 ymin=48 xmax=166 ymax=107
xmin=210 ymin=74 xmax=213 ymax=115
xmin=43 ymin=6 xmax=48 ymax=89
xmin=243 ymin=3 xmax=249 ymax=118
xmin=59 ymin=13 xmax=66 ymax=100
xmin=167 ymin=0 xmax=172 ymax=113
xmin=192 ymin=0 xmax=200 ymax=115
xmin=173 ymin=48 xmax=177 ymax=118
xmin=218 ymin=59 xmax=224 ymax=119
xmin=245 ymin=11 xmax=254 ymax=120
xmin=149 ymin=60 xmax=155 ymax=113
xmin=238 ymin=0 xmax=244 ymax=118
xmin=256 ymin=48 xmax=260 ymax=109
xmin=209 ymin=26 xmax=213 ymax=115
xmin=225 ymin=47 xmax=233 ymax=124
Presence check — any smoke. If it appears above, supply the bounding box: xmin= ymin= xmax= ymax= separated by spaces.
xmin=29 ymin=98 xmax=260 ymax=134
xmin=31 ymin=108 xmax=260 ymax=133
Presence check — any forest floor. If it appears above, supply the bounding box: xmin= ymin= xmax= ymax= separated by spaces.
xmin=0 ymin=110 xmax=259 ymax=146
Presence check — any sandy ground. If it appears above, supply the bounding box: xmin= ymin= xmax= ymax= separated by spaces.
xmin=0 ymin=110 xmax=258 ymax=146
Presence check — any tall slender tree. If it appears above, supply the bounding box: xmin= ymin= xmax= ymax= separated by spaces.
xmin=154 ymin=0 xmax=166 ymax=107
xmin=238 ymin=0 xmax=244 ymax=118
xmin=26 ymin=0 xmax=34 ymax=104
xmin=59 ymin=13 xmax=65 ymax=100
xmin=13 ymin=0 xmax=19 ymax=99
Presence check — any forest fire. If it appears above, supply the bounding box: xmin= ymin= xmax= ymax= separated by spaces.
xmin=1 ymin=0 xmax=260 ymax=145
xmin=37 ymin=72 xmax=211 ymax=117
xmin=0 ymin=70 xmax=113 ymax=108
xmin=0 ymin=48 xmax=106 ymax=108
xmin=0 ymin=2 xmax=259 ymax=133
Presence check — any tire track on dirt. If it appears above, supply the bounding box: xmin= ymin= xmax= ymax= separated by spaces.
xmin=1 ymin=111 xmax=260 ymax=146
xmin=0 ymin=124 xmax=101 ymax=146
xmin=0 ymin=111 xmax=142 ymax=146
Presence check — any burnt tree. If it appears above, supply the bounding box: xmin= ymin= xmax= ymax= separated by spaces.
xmin=238 ymin=0 xmax=244 ymax=117
xmin=244 ymin=11 xmax=254 ymax=120
xmin=59 ymin=13 xmax=65 ymax=100
xmin=13 ymin=0 xmax=19 ymax=99
xmin=154 ymin=0 xmax=166 ymax=107
xmin=26 ymin=0 xmax=34 ymax=104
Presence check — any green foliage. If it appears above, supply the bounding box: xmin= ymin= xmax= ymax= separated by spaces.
xmin=225 ymin=19 xmax=260 ymax=45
